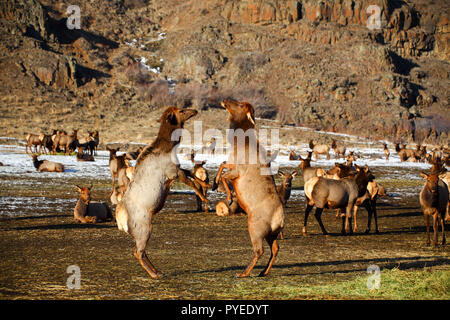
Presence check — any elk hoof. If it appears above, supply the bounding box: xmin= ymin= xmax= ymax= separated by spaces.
xmin=302 ymin=227 xmax=307 ymax=237
xmin=375 ymin=230 xmax=380 ymax=235
xmin=235 ymin=273 xmax=248 ymax=278
xmin=364 ymin=229 xmax=370 ymax=234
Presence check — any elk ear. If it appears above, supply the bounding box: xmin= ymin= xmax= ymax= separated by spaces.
xmin=364 ymin=164 xmax=369 ymax=172
xmin=75 ymin=185 xmax=82 ymax=192
xmin=278 ymin=171 xmax=284 ymax=177
xmin=292 ymin=171 xmax=298 ymax=177
xmin=420 ymin=172 xmax=428 ymax=179
xmin=88 ymin=184 xmax=93 ymax=191
xmin=354 ymin=164 xmax=360 ymax=171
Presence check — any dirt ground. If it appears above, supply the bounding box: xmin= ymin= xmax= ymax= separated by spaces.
xmin=0 ymin=165 xmax=449 ymax=300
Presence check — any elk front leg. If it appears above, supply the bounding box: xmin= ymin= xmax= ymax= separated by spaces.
xmin=425 ymin=214 xmax=431 ymax=246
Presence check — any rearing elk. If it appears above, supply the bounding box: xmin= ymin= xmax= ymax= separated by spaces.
xmin=116 ymin=106 xmax=209 ymax=279
xmin=213 ymin=100 xmax=285 ymax=278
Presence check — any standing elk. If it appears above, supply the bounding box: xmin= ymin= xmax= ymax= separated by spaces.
xmin=331 ymin=139 xmax=346 ymax=159
xmin=25 ymin=134 xmax=42 ymax=154
xmin=419 ymin=171 xmax=448 ymax=247
xmin=303 ymin=164 xmax=375 ymax=236
xmin=309 ymin=140 xmax=330 ymax=160
xmin=213 ymin=100 xmax=285 ymax=278
xmin=383 ymin=143 xmax=390 ymax=161
xmin=116 ymin=106 xmax=209 ymax=279
xmin=53 ymin=129 xmax=78 ymax=155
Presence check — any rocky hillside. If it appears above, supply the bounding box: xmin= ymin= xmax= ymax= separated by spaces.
xmin=0 ymin=0 xmax=448 ymax=146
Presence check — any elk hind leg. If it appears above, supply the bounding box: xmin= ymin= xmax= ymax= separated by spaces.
xmin=258 ymin=234 xmax=279 ymax=277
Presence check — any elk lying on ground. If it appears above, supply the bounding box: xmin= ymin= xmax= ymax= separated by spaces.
xmin=214 ymin=100 xmax=284 ymax=277
xmin=116 ymin=106 xmax=209 ymax=279
xmin=383 ymin=143 xmax=390 ymax=161
xmin=309 ymin=140 xmax=330 ymax=160
xmin=31 ymin=154 xmax=64 ymax=172
xmin=25 ymin=134 xmax=42 ymax=153
xmin=74 ymin=185 xmax=113 ymax=223
xmin=419 ymin=171 xmax=448 ymax=246
xmin=303 ymin=164 xmax=375 ymax=236
xmin=76 ymin=146 xmax=95 ymax=162
xmin=331 ymin=139 xmax=346 ymax=159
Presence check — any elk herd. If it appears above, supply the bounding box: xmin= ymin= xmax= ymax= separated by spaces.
xmin=18 ymin=101 xmax=450 ymax=279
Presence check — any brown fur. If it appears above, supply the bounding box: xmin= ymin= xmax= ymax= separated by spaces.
xmin=214 ymin=100 xmax=284 ymax=277
xmin=74 ymin=185 xmax=113 ymax=223
xmin=303 ymin=165 xmax=375 ymax=236
xmin=419 ymin=171 xmax=448 ymax=246
xmin=31 ymin=154 xmax=64 ymax=172
xmin=309 ymin=140 xmax=330 ymax=160
xmin=331 ymin=139 xmax=346 ymax=159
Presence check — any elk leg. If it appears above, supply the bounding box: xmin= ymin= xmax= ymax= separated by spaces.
xmin=258 ymin=234 xmax=279 ymax=277
xmin=133 ymin=224 xmax=162 ymax=279
xmin=433 ymin=214 xmax=438 ymax=247
xmin=314 ymin=207 xmax=328 ymax=235
xmin=440 ymin=217 xmax=446 ymax=245
xmin=371 ymin=199 xmax=379 ymax=234
xmin=365 ymin=201 xmax=372 ymax=234
xmin=425 ymin=214 xmax=431 ymax=246
xmin=177 ymin=168 xmax=209 ymax=202
xmin=353 ymin=205 xmax=359 ymax=232
xmin=303 ymin=203 xmax=314 ymax=236
xmin=237 ymin=228 xmax=264 ymax=278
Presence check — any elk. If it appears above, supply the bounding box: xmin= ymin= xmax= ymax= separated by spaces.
xmin=419 ymin=171 xmax=448 ymax=246
xmin=298 ymin=155 xmax=326 ymax=183
xmin=38 ymin=131 xmax=55 ymax=154
xmin=213 ymin=100 xmax=285 ymax=278
xmin=53 ymin=130 xmax=78 ymax=155
xmin=76 ymin=146 xmax=95 ymax=161
xmin=309 ymin=140 xmax=330 ymax=160
xmin=396 ymin=143 xmax=416 ymax=162
xmin=331 ymin=139 xmax=346 ymax=159
xmin=303 ymin=164 xmax=375 ymax=236
xmin=277 ymin=170 xmax=297 ymax=206
xmin=276 ymin=170 xmax=297 ymax=240
xmin=126 ymin=146 xmax=144 ymax=160
xmin=74 ymin=185 xmax=113 ymax=223
xmin=25 ymin=134 xmax=42 ymax=154
xmin=31 ymin=154 xmax=64 ymax=172
xmin=383 ymin=143 xmax=390 ymax=161
xmin=86 ymin=131 xmax=99 ymax=156
xmin=117 ymin=106 xmax=209 ymax=279
xmin=106 ymin=146 xmax=129 ymax=194
xmin=352 ymin=180 xmax=386 ymax=233
xmin=192 ymin=159 xmax=209 ymax=213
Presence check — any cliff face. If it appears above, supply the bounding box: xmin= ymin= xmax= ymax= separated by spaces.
xmin=0 ymin=0 xmax=448 ymax=145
